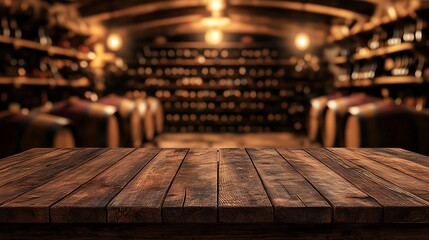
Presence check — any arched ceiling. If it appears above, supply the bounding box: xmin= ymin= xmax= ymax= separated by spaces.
xmin=51 ymin=0 xmax=380 ymax=46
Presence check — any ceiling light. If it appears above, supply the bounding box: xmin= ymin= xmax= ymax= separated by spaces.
xmin=205 ymin=29 xmax=223 ymax=45
xmin=107 ymin=33 xmax=122 ymax=51
xmin=208 ymin=0 xmax=225 ymax=12
xmin=294 ymin=33 xmax=310 ymax=51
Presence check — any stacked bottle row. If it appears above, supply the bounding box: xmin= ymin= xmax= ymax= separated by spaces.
xmin=0 ymin=1 xmax=94 ymax=85
xmin=136 ymin=77 xmax=316 ymax=133
xmin=122 ymin=43 xmax=325 ymax=133
xmin=0 ymin=1 xmax=91 ymax=50
xmin=0 ymin=49 xmax=92 ymax=80
xmin=332 ymin=16 xmax=428 ymax=86
xmin=137 ymin=47 xmax=283 ymax=62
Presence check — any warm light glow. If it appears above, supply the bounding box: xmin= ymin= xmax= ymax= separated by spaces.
xmin=88 ymin=51 xmax=96 ymax=60
xmin=201 ymin=16 xmax=230 ymax=28
xmin=294 ymin=33 xmax=310 ymax=51
xmin=107 ymin=33 xmax=122 ymax=51
xmin=205 ymin=29 xmax=223 ymax=45
xmin=349 ymin=107 xmax=361 ymax=115
xmin=327 ymin=101 xmax=338 ymax=109
xmin=208 ymin=0 xmax=225 ymax=12
xmin=387 ymin=5 xmax=397 ymax=20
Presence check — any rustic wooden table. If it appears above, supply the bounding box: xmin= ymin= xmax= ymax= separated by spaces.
xmin=0 ymin=148 xmax=428 ymax=239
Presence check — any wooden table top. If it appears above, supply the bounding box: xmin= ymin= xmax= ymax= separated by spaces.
xmin=0 ymin=148 xmax=429 ymax=224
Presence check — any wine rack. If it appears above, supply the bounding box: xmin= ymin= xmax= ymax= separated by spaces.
xmin=328 ymin=15 xmax=429 ymax=88
xmin=118 ymin=45 xmax=325 ymax=133
xmin=0 ymin=0 xmax=95 ymax=111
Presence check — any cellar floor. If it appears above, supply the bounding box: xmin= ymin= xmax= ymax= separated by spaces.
xmin=145 ymin=132 xmax=320 ymax=148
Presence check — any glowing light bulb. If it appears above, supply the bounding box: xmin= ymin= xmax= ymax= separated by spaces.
xmin=205 ymin=29 xmax=223 ymax=45
xmin=294 ymin=33 xmax=310 ymax=51
xmin=107 ymin=33 xmax=122 ymax=51
xmin=208 ymin=0 xmax=224 ymax=12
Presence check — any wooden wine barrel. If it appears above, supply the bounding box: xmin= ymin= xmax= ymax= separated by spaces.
xmin=45 ymin=99 xmax=120 ymax=148
xmin=345 ymin=101 xmax=419 ymax=152
xmin=147 ymin=97 xmax=164 ymax=135
xmin=308 ymin=94 xmax=342 ymax=142
xmin=0 ymin=112 xmax=75 ymax=158
xmin=324 ymin=94 xmax=379 ymax=147
xmin=134 ymin=98 xmax=155 ymax=141
xmin=99 ymin=95 xmax=142 ymax=147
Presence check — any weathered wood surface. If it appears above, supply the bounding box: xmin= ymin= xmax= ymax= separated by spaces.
xmin=277 ymin=148 xmax=382 ymax=223
xmin=218 ymin=148 xmax=273 ymax=223
xmin=162 ymin=148 xmax=218 ymax=223
xmin=246 ymin=148 xmax=331 ymax=223
xmin=0 ymin=148 xmax=429 ymax=224
xmin=107 ymin=148 xmax=188 ymax=223
xmin=51 ymin=148 xmax=160 ymax=223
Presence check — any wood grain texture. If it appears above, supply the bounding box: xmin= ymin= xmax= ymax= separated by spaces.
xmin=162 ymin=148 xmax=218 ymax=223
xmin=1 ymin=148 xmax=429 ymax=226
xmin=108 ymin=148 xmax=189 ymax=223
xmin=51 ymin=148 xmax=161 ymax=223
xmin=0 ymin=148 xmax=55 ymax=170
xmin=246 ymin=148 xmax=332 ymax=223
xmin=0 ymin=149 xmax=129 ymax=223
xmin=218 ymin=148 xmax=273 ymax=223
xmin=330 ymin=148 xmax=429 ymax=220
xmin=380 ymin=148 xmax=429 ymax=168
xmin=349 ymin=148 xmax=429 ymax=184
xmin=277 ymin=148 xmax=382 ymax=223
xmin=0 ymin=148 xmax=106 ymax=208
xmin=307 ymin=148 xmax=429 ymax=223
xmin=0 ymin=149 xmax=71 ymax=187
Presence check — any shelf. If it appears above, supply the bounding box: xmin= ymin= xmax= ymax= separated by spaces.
xmin=164 ymin=109 xmax=288 ymax=114
xmin=334 ymin=81 xmax=351 ymax=88
xmin=134 ymin=58 xmax=294 ymax=66
xmin=374 ymin=76 xmax=424 ymax=85
xmin=158 ymin=96 xmax=284 ymax=102
xmin=0 ymin=36 xmax=91 ymax=60
xmin=0 ymin=76 xmax=90 ymax=87
xmin=329 ymin=56 xmax=348 ymax=65
xmin=352 ymin=42 xmax=415 ymax=61
xmin=164 ymin=120 xmax=288 ymax=126
xmin=129 ymin=84 xmax=284 ymax=91
xmin=334 ymin=79 xmax=372 ymax=88
xmin=144 ymin=42 xmax=285 ymax=49
xmin=352 ymin=79 xmax=373 ymax=87
xmin=335 ymin=76 xmax=425 ymax=87
xmin=329 ymin=15 xmax=405 ymax=43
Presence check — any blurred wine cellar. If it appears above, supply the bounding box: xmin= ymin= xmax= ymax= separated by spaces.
xmin=1 ymin=0 xmax=429 ymax=157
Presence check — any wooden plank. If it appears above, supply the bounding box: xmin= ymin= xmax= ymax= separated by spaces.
xmin=0 ymin=149 xmax=134 ymax=223
xmin=51 ymin=148 xmax=161 ymax=223
xmin=0 ymin=149 xmax=72 ymax=185
xmin=218 ymin=148 xmax=273 ymax=223
xmin=0 ymin=148 xmax=55 ymax=170
xmin=329 ymin=148 xmax=429 ymax=206
xmin=380 ymin=148 xmax=429 ymax=168
xmin=246 ymin=148 xmax=332 ymax=223
xmin=108 ymin=148 xmax=189 ymax=223
xmin=306 ymin=148 xmax=429 ymax=223
xmin=349 ymin=148 xmax=429 ymax=183
xmin=0 ymin=148 xmax=106 ymax=208
xmin=277 ymin=148 xmax=382 ymax=223
xmin=162 ymin=148 xmax=218 ymax=223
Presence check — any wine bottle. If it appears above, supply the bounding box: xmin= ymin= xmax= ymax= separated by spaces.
xmin=1 ymin=16 xmax=10 ymax=37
